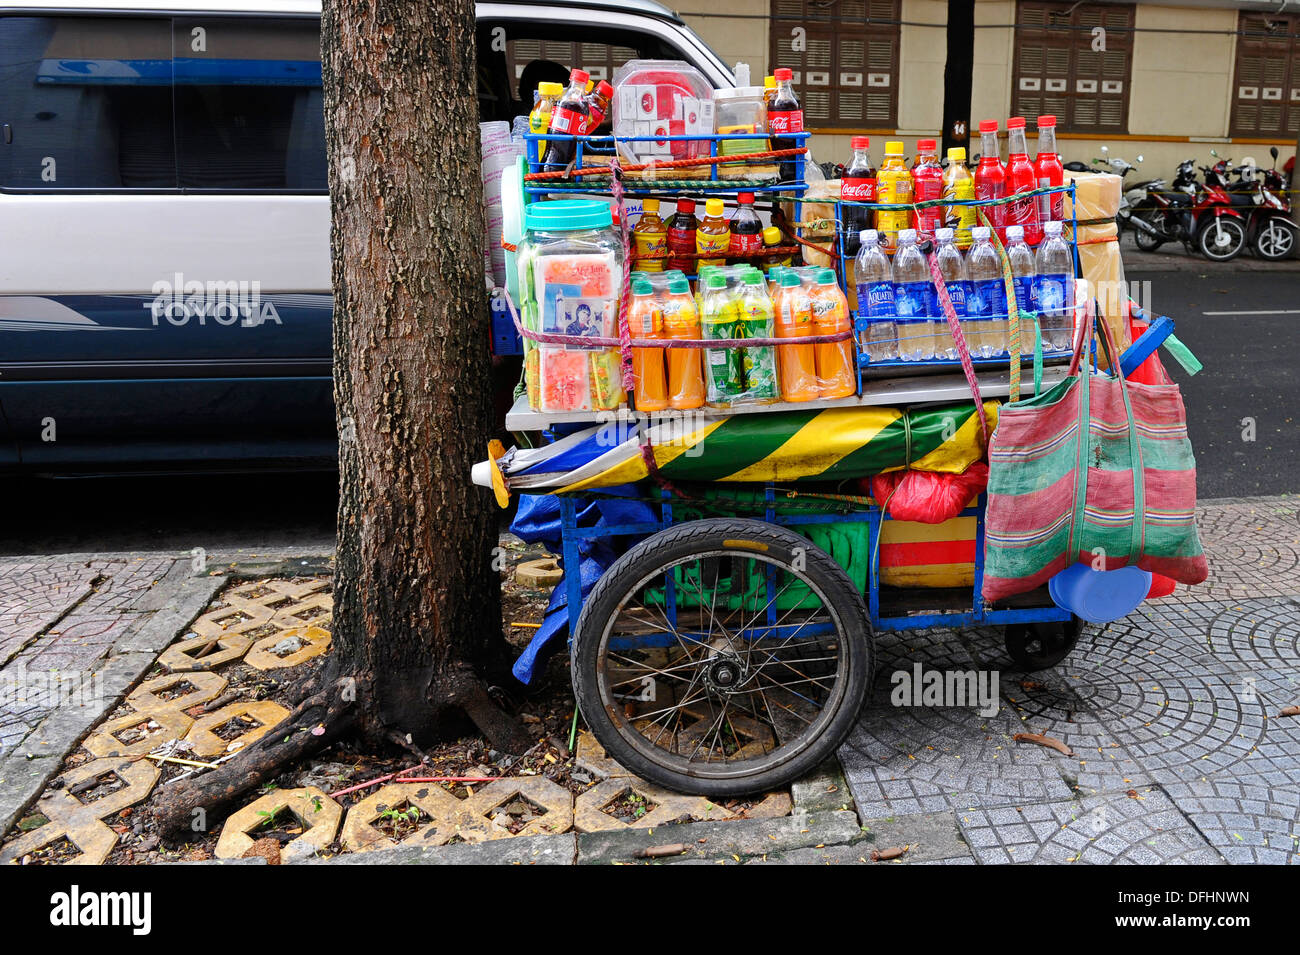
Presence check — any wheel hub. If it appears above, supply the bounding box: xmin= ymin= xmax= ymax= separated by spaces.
xmin=703 ymin=653 xmax=748 ymax=695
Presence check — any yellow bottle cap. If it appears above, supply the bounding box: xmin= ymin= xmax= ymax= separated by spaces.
xmin=885 ymin=141 xmax=904 ymax=154
xmin=537 ymin=82 xmax=563 ymax=96
xmin=764 ymin=75 xmax=776 ymax=89
xmin=762 ymin=225 xmax=782 ymax=245
xmin=642 ymin=197 xmax=659 ymax=213
xmin=948 ymin=146 xmax=966 ymax=162
xmin=705 ymin=198 xmax=726 ymax=217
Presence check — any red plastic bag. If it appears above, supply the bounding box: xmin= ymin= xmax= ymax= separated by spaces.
xmin=868 ymin=463 xmax=989 ymax=524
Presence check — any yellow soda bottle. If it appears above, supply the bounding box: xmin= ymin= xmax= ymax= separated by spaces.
xmin=943 ymin=147 xmax=978 ymax=250
xmin=875 ymin=141 xmax=913 ymax=254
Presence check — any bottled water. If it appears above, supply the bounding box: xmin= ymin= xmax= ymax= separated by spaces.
xmin=933 ymin=227 xmax=966 ymax=360
xmin=1034 ymin=219 xmax=1074 ymax=352
xmin=893 ymin=229 xmax=931 ymax=361
xmin=854 ymin=229 xmax=898 ymax=362
xmin=965 ymin=226 xmax=1007 ymax=357
xmin=1006 ymin=224 xmax=1037 ymax=356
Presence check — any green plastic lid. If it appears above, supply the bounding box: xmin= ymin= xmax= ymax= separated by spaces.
xmin=631 ymin=278 xmax=653 ymax=295
xmin=667 ymin=276 xmax=690 ymax=294
xmin=816 ymin=268 xmax=837 ymax=285
xmin=705 ymin=274 xmax=728 ymax=290
xmin=779 ymin=272 xmax=802 ymax=288
xmin=743 ymin=272 xmax=764 ymax=286
xmin=524 ymin=199 xmax=613 ymax=233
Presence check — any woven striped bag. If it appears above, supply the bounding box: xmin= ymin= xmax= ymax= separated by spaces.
xmin=982 ymin=310 xmax=1208 ymax=602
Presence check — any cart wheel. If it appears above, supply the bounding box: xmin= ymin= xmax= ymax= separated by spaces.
xmin=572 ymin=518 xmax=873 ymax=798
xmin=1003 ymin=617 xmax=1085 ymax=671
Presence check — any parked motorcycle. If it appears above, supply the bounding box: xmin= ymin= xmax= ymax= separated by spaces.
xmin=1236 ymin=147 xmax=1295 ymax=261
xmin=1091 ymin=146 xmax=1144 ymax=235
xmin=1193 ymin=151 xmax=1249 ymax=261
xmin=1128 ymin=159 xmax=1198 ymax=253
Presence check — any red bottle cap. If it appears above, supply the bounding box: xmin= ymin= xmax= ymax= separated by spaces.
xmin=569 ymin=68 xmax=590 ymax=85
xmin=676 ymin=198 xmax=695 ymax=213
xmin=774 ymin=68 xmax=793 ymax=81
xmin=596 ymin=81 xmax=614 ymax=98
xmin=917 ymin=139 xmax=937 ymax=151
xmin=1037 ymin=114 xmax=1057 ymax=127
xmin=851 ymin=135 xmax=870 ymax=149
xmin=738 ymin=192 xmax=755 ymax=203
xmin=978 ymin=119 xmax=999 ymax=133
xmin=1007 ymin=116 xmax=1026 ymax=129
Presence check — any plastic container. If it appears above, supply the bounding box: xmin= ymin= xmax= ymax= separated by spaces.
xmin=1049 ymin=563 xmax=1151 ymax=625
xmin=611 ymin=60 xmax=715 ymax=165
xmin=518 ymin=199 xmax=624 ymax=412
xmin=714 ymin=86 xmax=768 ymax=172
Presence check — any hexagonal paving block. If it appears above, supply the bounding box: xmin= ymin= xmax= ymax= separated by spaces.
xmin=186 ymin=700 xmax=290 ymax=758
xmin=0 ymin=814 xmax=119 ymax=866
xmin=214 ymin=786 xmax=342 ymax=860
xmin=82 ymin=707 xmax=194 ymax=758
xmin=574 ymin=729 xmax=634 ymax=780
xmin=449 ymin=776 xmax=574 ymax=842
xmin=244 ymin=625 xmax=332 ymax=671
xmin=573 ymin=777 xmax=735 ymax=833
xmin=157 ymin=631 xmax=253 ymax=671
xmin=339 ymin=782 xmax=463 ymax=852
xmin=59 ymin=756 xmax=161 ymax=820
xmin=126 ymin=670 xmax=228 ymax=713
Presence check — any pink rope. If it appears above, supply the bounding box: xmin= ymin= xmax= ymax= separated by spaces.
xmin=925 ymin=249 xmax=989 ymax=443
xmin=609 ymin=156 xmax=635 ymax=395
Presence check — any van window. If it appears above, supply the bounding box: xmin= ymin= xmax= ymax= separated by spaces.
xmin=0 ymin=16 xmax=175 ymax=189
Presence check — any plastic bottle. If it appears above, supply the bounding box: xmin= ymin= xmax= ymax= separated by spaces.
xmin=974 ymin=120 xmax=1007 ymax=242
xmin=696 ymin=198 xmax=731 ymax=270
xmin=842 ymin=136 xmax=876 ymax=256
xmin=542 ymin=69 xmax=590 ymax=168
xmin=1033 ymin=114 xmax=1065 ymax=225
xmin=761 ymin=225 xmax=792 ymax=269
xmin=854 ymin=229 xmax=898 ymax=362
xmin=762 ymin=75 xmax=776 ymax=113
xmin=892 ymin=229 xmax=931 ymax=361
xmin=774 ymin=270 xmax=818 ymax=401
xmin=768 ymin=68 xmax=803 ymax=182
xmin=628 ymin=278 xmax=668 ymax=411
xmin=633 ymin=199 xmax=668 ymax=272
xmin=911 ymin=139 xmax=944 ymax=237
xmin=662 ymin=275 xmax=705 ymax=409
xmin=810 ymin=268 xmax=856 ymax=398
xmin=1005 ymin=117 xmax=1043 ymax=245
xmin=582 ymin=81 xmax=615 ymax=134
xmin=965 ymin=225 xmax=1007 ymax=358
xmin=933 ymin=227 xmax=966 ymax=360
xmin=666 ymin=198 xmax=698 ymax=274
xmin=943 ymin=147 xmax=977 ymax=250
xmin=1034 ymin=219 xmax=1074 ymax=352
xmin=529 ymin=82 xmax=563 ymax=135
xmin=728 ymin=192 xmax=763 ymax=263
xmin=1006 ymin=224 xmax=1037 ymax=356
xmin=701 ymin=274 xmax=745 ymax=403
xmin=738 ymin=271 xmax=780 ymax=401
xmin=876 ymin=141 xmax=913 ymax=254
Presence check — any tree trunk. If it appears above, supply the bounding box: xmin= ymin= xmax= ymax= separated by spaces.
xmin=148 ymin=0 xmax=529 ymax=837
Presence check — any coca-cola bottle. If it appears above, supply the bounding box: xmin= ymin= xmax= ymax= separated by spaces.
xmin=768 ymin=68 xmax=803 ymax=182
xmin=841 ymin=136 xmax=876 ymax=255
xmin=542 ymin=69 xmax=591 ymax=169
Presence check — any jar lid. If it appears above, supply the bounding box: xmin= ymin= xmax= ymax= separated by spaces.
xmin=714 ymin=86 xmax=766 ymax=101
xmin=524 ymin=199 xmax=612 ymax=233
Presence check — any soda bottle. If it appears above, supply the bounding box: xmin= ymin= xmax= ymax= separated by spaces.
xmin=761 ymin=225 xmax=792 ymax=269
xmin=628 ymin=278 xmax=668 ymax=411
xmin=701 ymin=273 xmax=745 ymax=403
xmin=663 ymin=275 xmax=705 ymax=409
xmin=728 ymin=192 xmax=764 ymax=263
xmin=912 ymin=139 xmax=944 ymax=237
xmin=854 ymin=229 xmax=898 ymax=362
xmin=666 ymin=198 xmax=698 ymax=274
xmin=841 ymin=136 xmax=876 ymax=256
xmin=810 ymin=268 xmax=856 ymax=398
xmin=876 ymin=141 xmax=913 ymax=254
xmin=632 ymin=199 xmax=668 ymax=272
xmin=774 ymin=270 xmax=818 ymax=401
xmin=582 ymin=81 xmax=615 ymax=134
xmin=966 ymin=225 xmax=1008 ymax=358
xmin=892 ymin=229 xmax=931 ymax=361
xmin=1033 ymin=114 xmax=1065 ymax=225
xmin=943 ymin=147 xmax=977 ymax=249
xmin=1005 ymin=117 xmax=1043 ymax=245
xmin=1034 ymin=219 xmax=1074 ymax=352
xmin=768 ymin=68 xmax=803 ymax=182
xmin=696 ymin=198 xmax=731 ymax=270
xmin=933 ymin=227 xmax=967 ymax=361
xmin=738 ymin=271 xmax=779 ymax=401
xmin=542 ymin=69 xmax=591 ymax=168
xmin=1006 ymin=224 xmax=1037 ymax=355
xmin=763 ymin=75 xmax=777 ymax=113
xmin=529 ymin=82 xmax=563 ymax=135
xmin=974 ymin=120 xmax=1007 ymax=242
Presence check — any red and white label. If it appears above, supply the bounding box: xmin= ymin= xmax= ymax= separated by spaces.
xmin=768 ymin=110 xmax=804 ymax=135
xmin=729 ymin=232 xmax=763 ymax=257
xmin=549 ymin=106 xmax=585 ymax=135
xmin=842 ymin=177 xmax=877 ymax=202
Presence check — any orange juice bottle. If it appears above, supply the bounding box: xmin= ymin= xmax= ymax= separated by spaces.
xmin=662 ymin=275 xmax=705 ymax=409
xmin=810 ymin=268 xmax=856 ymax=398
xmin=696 ymin=198 xmax=730 ymax=270
xmin=875 ymin=141 xmax=913 ymax=253
xmin=632 ymin=199 xmax=668 ymax=272
xmin=774 ymin=271 xmax=818 ymax=402
xmin=628 ymin=278 xmax=668 ymax=411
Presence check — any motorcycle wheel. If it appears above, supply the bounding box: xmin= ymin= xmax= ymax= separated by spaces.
xmin=1133 ymin=211 xmax=1165 ymax=252
xmin=1196 ymin=216 xmax=1246 ymax=261
xmin=1253 ymin=218 xmax=1296 ymax=260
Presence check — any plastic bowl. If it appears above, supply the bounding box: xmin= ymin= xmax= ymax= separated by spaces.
xmin=1048 ymin=563 xmax=1152 ymax=624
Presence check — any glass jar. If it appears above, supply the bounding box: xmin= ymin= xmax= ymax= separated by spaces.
xmin=517 ymin=199 xmax=625 ymax=412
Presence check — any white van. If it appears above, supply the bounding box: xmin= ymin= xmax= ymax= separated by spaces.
xmin=0 ymin=0 xmax=733 ymax=473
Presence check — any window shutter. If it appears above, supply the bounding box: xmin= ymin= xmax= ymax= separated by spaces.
xmin=1230 ymin=13 xmax=1298 ymax=136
